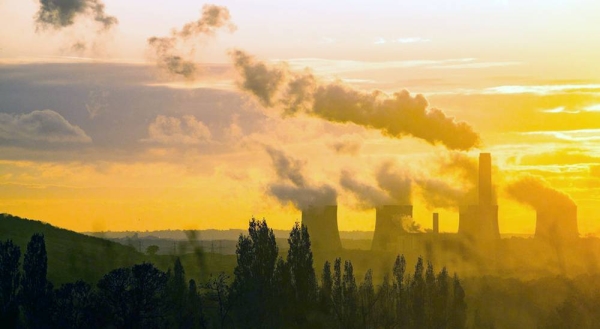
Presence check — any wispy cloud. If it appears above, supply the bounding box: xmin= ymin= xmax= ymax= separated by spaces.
xmin=539 ymin=107 xmax=581 ymax=114
xmin=584 ymin=104 xmax=600 ymax=112
xmin=522 ymin=129 xmax=600 ymax=142
xmin=282 ymin=57 xmax=476 ymax=74
xmin=482 ymin=84 xmax=600 ymax=95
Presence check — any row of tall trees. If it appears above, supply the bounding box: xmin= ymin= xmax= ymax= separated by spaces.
xmin=1 ymin=219 xmax=468 ymax=328
xmin=227 ymin=219 xmax=467 ymax=329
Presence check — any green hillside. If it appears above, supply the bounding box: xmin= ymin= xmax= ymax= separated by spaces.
xmin=0 ymin=214 xmax=237 ymax=285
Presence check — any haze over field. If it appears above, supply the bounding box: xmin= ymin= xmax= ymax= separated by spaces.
xmin=1 ymin=0 xmax=600 ymax=236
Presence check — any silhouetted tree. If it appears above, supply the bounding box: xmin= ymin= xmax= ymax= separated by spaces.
xmin=286 ymin=222 xmax=318 ymax=325
xmin=319 ymin=261 xmax=333 ymax=314
xmin=410 ymin=257 xmax=426 ymax=329
xmin=449 ymin=274 xmax=467 ymax=329
xmin=342 ymin=260 xmax=359 ymax=329
xmin=167 ymin=257 xmax=188 ymax=328
xmin=358 ymin=269 xmax=376 ymax=328
xmin=146 ymin=245 xmax=160 ymax=256
xmin=230 ymin=218 xmax=278 ymax=328
xmin=205 ymin=273 xmax=231 ymax=329
xmin=184 ymin=279 xmax=206 ymax=329
xmin=97 ymin=263 xmax=168 ymax=328
xmin=21 ymin=233 xmax=53 ymax=329
xmin=51 ymin=280 xmax=95 ymax=329
xmin=0 ymin=239 xmax=21 ymax=327
xmin=393 ymin=254 xmax=408 ymax=328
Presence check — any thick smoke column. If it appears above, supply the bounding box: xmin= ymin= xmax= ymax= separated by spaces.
xmin=36 ymin=0 xmax=118 ymax=30
xmin=340 ymin=170 xmax=393 ymax=209
xmin=230 ymin=50 xmax=480 ymax=150
xmin=266 ymin=147 xmax=336 ymax=210
xmin=375 ymin=161 xmax=412 ymax=205
xmin=148 ymin=4 xmax=236 ymax=79
xmin=415 ymin=153 xmax=478 ymax=209
xmin=506 ymin=176 xmax=575 ymax=209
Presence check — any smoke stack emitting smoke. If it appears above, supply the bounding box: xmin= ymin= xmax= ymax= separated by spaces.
xmin=230 ymin=50 xmax=480 ymax=151
xmin=36 ymin=0 xmax=118 ymax=31
xmin=148 ymin=4 xmax=236 ymax=79
xmin=266 ymin=147 xmax=336 ymax=210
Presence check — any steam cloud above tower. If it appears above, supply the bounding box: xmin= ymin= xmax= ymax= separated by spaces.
xmin=506 ymin=176 xmax=575 ymax=209
xmin=148 ymin=4 xmax=236 ymax=79
xmin=266 ymin=147 xmax=337 ymax=210
xmin=230 ymin=50 xmax=480 ymax=150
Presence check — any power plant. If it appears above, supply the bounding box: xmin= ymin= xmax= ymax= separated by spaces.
xmin=302 ymin=152 xmax=579 ymax=254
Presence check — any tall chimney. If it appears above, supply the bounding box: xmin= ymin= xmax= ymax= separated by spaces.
xmin=433 ymin=213 xmax=439 ymax=234
xmin=301 ymin=205 xmax=342 ymax=251
xmin=479 ymin=153 xmax=492 ymax=206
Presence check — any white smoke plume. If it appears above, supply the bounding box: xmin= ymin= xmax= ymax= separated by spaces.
xmin=266 ymin=147 xmax=336 ymax=210
xmin=230 ymin=50 xmax=480 ymax=150
xmin=148 ymin=4 xmax=236 ymax=79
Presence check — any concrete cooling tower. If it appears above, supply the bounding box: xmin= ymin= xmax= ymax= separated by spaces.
xmin=301 ymin=205 xmax=342 ymax=251
xmin=371 ymin=205 xmax=412 ymax=250
xmin=536 ymin=204 xmax=578 ymax=241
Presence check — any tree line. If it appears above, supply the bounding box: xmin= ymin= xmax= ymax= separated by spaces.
xmin=1 ymin=219 xmax=467 ymax=328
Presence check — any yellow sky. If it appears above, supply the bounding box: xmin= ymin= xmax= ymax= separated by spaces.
xmin=0 ymin=0 xmax=599 ymax=234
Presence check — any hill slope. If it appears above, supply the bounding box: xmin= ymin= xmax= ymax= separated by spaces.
xmin=0 ymin=213 xmax=148 ymax=285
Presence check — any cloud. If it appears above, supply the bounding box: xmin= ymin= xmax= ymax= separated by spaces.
xmin=148 ymin=4 xmax=236 ymax=79
xmin=481 ymin=84 xmax=600 ymax=95
xmin=0 ymin=110 xmax=91 ymax=145
xmin=35 ymin=0 xmax=118 ymax=31
xmin=143 ymin=115 xmax=212 ymax=145
xmin=265 ymin=147 xmax=336 ymax=210
xmin=519 ymin=148 xmax=600 ymax=166
xmin=329 ymin=137 xmax=362 ymax=155
xmin=522 ymin=129 xmax=600 ymax=142
xmin=231 ymin=50 xmax=480 ymax=150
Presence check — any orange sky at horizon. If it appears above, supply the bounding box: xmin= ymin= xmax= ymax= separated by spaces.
xmin=0 ymin=0 xmax=599 ymax=235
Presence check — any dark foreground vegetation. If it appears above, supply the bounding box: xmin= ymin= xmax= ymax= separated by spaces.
xmin=2 ymin=217 xmax=467 ymax=328
xmin=4 ymin=215 xmax=600 ymax=328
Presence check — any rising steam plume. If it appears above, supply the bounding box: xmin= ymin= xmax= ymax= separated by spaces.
xmin=415 ymin=153 xmax=479 ymax=209
xmin=230 ymin=50 xmax=480 ymax=150
xmin=505 ymin=175 xmax=575 ymax=209
xmin=506 ymin=175 xmax=578 ymax=245
xmin=35 ymin=0 xmax=118 ymax=31
xmin=148 ymin=4 xmax=236 ymax=79
xmin=266 ymin=147 xmax=336 ymax=210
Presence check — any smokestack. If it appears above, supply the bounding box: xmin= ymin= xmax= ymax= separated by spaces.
xmin=301 ymin=205 xmax=342 ymax=251
xmin=433 ymin=213 xmax=439 ymax=234
xmin=372 ymin=205 xmax=412 ymax=251
xmin=479 ymin=153 xmax=492 ymax=205
xmin=536 ymin=204 xmax=578 ymax=241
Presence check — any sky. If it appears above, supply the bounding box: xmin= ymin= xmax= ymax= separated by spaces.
xmin=0 ymin=0 xmax=599 ymax=234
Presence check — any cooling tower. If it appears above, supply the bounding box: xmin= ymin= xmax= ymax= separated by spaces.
xmin=301 ymin=205 xmax=342 ymax=251
xmin=536 ymin=204 xmax=578 ymax=241
xmin=372 ymin=205 xmax=412 ymax=251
